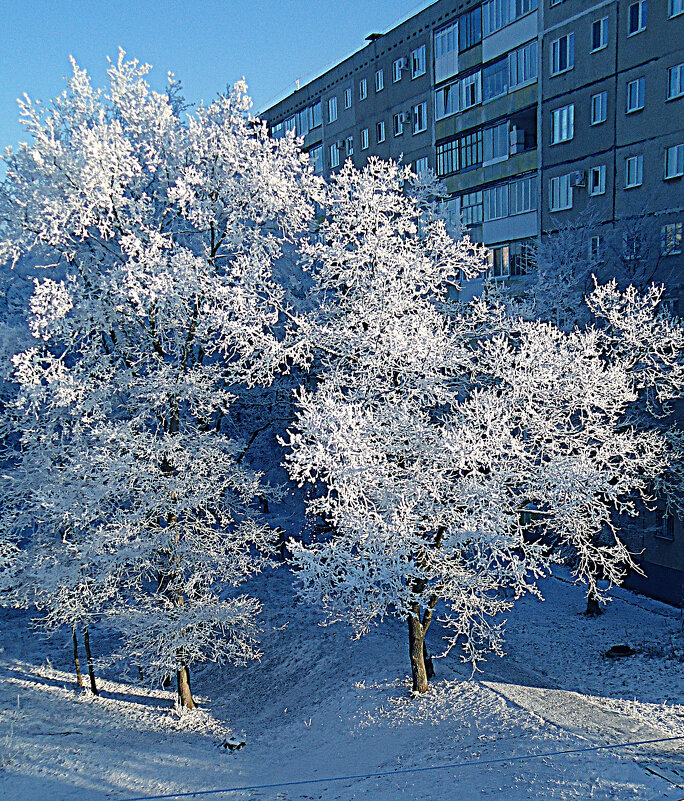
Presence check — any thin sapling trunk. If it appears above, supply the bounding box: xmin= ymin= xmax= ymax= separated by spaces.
xmin=408 ymin=609 xmax=429 ymax=693
xmin=72 ymin=626 xmax=83 ymax=688
xmin=83 ymin=625 xmax=99 ymax=695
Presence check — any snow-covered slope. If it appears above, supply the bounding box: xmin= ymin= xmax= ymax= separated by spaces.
xmin=1 ymin=566 xmax=683 ymax=800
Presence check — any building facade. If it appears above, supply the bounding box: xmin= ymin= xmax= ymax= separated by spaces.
xmin=262 ymin=0 xmax=684 ymax=604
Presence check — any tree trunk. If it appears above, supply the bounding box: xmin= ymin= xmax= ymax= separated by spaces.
xmin=585 ymin=587 xmax=602 ymax=616
xmin=408 ymin=612 xmax=429 ymax=693
xmin=176 ymin=662 xmax=196 ymax=709
xmin=72 ymin=626 xmax=83 ymax=688
xmin=423 ymin=640 xmax=435 ymax=680
xmin=83 ymin=626 xmax=99 ymax=695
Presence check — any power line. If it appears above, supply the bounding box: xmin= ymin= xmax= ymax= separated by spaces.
xmin=122 ymin=734 xmax=684 ymax=801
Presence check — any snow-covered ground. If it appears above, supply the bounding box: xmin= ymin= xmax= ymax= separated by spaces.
xmin=1 ymin=566 xmax=683 ymax=800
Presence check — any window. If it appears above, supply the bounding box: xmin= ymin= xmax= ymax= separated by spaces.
xmin=627 ymin=1 xmax=647 ymax=35
xmin=483 ymin=0 xmax=537 ymax=36
xmin=411 ymin=45 xmax=426 ymax=78
xmin=393 ymin=113 xmax=404 ymax=136
xmin=662 ymin=222 xmax=683 ymax=254
xmin=551 ymin=104 xmax=574 ymax=143
xmin=308 ymin=101 xmax=322 ymax=129
xmin=329 ymin=143 xmax=340 ymax=169
xmin=670 ymin=0 xmax=684 ymax=17
xmin=626 ymin=77 xmax=645 ymax=112
xmin=509 ymin=41 xmax=537 ymax=89
xmin=591 ymin=18 xmax=608 ymax=52
xmin=412 ymin=102 xmax=427 ymax=134
xmin=665 ymin=144 xmax=684 ymax=178
xmin=327 ymin=96 xmax=338 ymax=124
xmin=437 ymin=140 xmax=459 ymax=176
xmin=655 ymin=508 xmax=676 ymax=541
xmin=483 ymin=59 xmax=508 ymax=101
xmin=435 ymin=81 xmax=459 ymax=119
xmin=551 ymin=33 xmax=574 ymax=76
xmin=359 ymin=78 xmax=367 ymax=101
xmin=511 ymin=239 xmax=536 ymax=275
xmin=434 ymin=22 xmax=459 ymax=83
xmin=375 ymin=69 xmax=384 ymax=92
xmin=460 ymin=130 xmax=483 ymax=169
xmin=360 ymin=128 xmax=369 ymax=150
xmin=487 ymin=245 xmax=510 ymax=278
xmin=484 ymin=184 xmax=509 ymax=221
xmin=461 ymin=72 xmax=482 ymax=109
xmin=588 ymin=165 xmax=606 ymax=195
xmin=550 ymin=174 xmax=572 ymax=210
xmin=459 ymin=7 xmax=482 ymax=51
xmin=625 ymin=154 xmax=644 ymax=188
xmin=295 ymin=108 xmax=309 ymax=137
xmin=309 ymin=145 xmax=323 ymax=173
xmin=460 ymin=190 xmax=483 ymax=225
xmin=483 ymin=122 xmax=509 ymax=164
xmin=591 ymin=91 xmax=607 ymax=124
xmin=509 ymin=176 xmax=537 ymax=215
xmin=668 ymin=64 xmax=684 ymax=100
xmin=345 ymin=136 xmax=354 ymax=157
xmin=590 ymin=235 xmax=601 ymax=260
xmin=414 ymin=157 xmax=429 ymax=175
xmin=392 ymin=58 xmax=404 ymax=83
xmin=436 ymin=130 xmax=483 ymax=176
xmin=344 ymin=87 xmax=352 ymax=109
xmin=376 ymin=120 xmax=386 ymax=143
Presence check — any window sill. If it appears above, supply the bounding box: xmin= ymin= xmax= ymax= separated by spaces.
xmin=627 ymin=29 xmax=646 ymax=37
xmin=625 ymin=183 xmax=643 ymax=189
xmin=590 ymin=119 xmax=607 ymax=126
xmin=550 ymin=67 xmax=574 ymax=78
xmin=590 ymin=44 xmax=608 ymax=54
xmin=664 ymin=173 xmax=683 ymax=180
xmin=666 ymin=94 xmax=684 ymax=101
xmin=625 ymin=107 xmax=644 ymax=114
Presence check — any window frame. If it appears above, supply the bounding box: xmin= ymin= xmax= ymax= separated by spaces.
xmin=376 ymin=120 xmax=386 ymax=143
xmin=551 ymin=104 xmax=575 ymax=144
xmin=550 ymin=33 xmax=575 ymax=76
xmin=344 ymin=87 xmax=352 ymax=109
xmin=411 ymin=45 xmax=426 ymax=79
xmin=590 ymin=17 xmax=608 ymax=52
xmin=327 ymin=96 xmax=338 ymax=124
xmin=625 ymin=154 xmax=644 ymax=188
xmin=591 ymin=90 xmax=608 ymax=125
xmin=345 ymin=136 xmax=354 ymax=157
xmin=667 ymin=64 xmax=684 ymax=100
xmin=664 ymin=144 xmax=684 ymax=179
xmin=360 ymin=128 xmax=369 ymax=150
xmin=375 ymin=69 xmax=384 ymax=93
xmin=412 ymin=102 xmax=428 ymax=135
xmin=359 ymin=78 xmax=368 ymax=101
xmin=627 ymin=1 xmax=647 ymax=36
xmin=669 ymin=0 xmax=684 ymax=17
xmin=661 ymin=222 xmax=683 ymax=255
xmin=626 ymin=76 xmax=645 ymax=113
xmin=550 ymin=174 xmax=573 ymax=211
xmin=588 ymin=165 xmax=606 ymax=196
xmin=393 ymin=113 xmax=404 ymax=137
xmin=392 ymin=58 xmax=403 ymax=83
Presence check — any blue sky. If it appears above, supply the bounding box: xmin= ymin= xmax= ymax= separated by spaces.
xmin=1 ymin=0 xmax=434 ymax=151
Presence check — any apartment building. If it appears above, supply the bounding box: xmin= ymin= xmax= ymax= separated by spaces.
xmin=262 ymin=0 xmax=684 ymax=605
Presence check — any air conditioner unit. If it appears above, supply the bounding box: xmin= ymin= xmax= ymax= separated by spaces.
xmin=399 ymin=57 xmax=409 ymax=70
xmin=569 ymin=170 xmax=586 ymax=187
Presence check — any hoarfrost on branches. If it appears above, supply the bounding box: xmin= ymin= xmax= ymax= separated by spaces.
xmin=0 ymin=51 xmax=319 ymax=707
xmin=282 ymin=159 xmax=684 ymax=692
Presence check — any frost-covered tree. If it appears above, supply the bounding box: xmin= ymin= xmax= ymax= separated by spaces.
xmin=0 ymin=52 xmax=318 ymax=707
xmin=282 ymin=160 xmax=683 ymax=692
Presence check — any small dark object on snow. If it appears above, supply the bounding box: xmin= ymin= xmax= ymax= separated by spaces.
xmin=219 ymin=737 xmax=246 ymax=751
xmin=605 ymin=644 xmax=636 ymax=658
